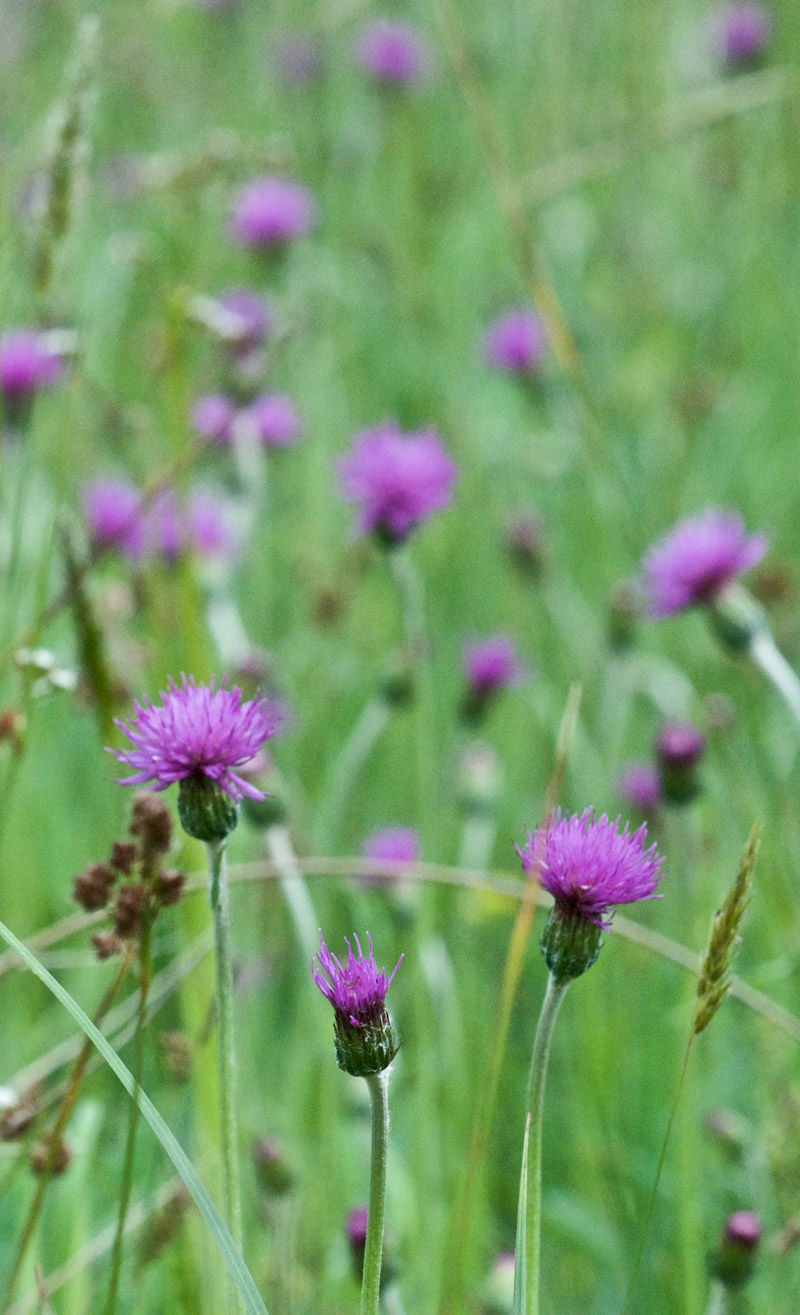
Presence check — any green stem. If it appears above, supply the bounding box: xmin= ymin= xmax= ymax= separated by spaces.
xmin=104 ymin=917 xmax=154 ymax=1315
xmin=206 ymin=840 xmax=244 ymax=1315
xmin=315 ymin=696 xmax=391 ymax=850
xmin=389 ymin=546 xmax=436 ymax=853
xmin=524 ymin=974 xmax=569 ymax=1315
xmin=361 ymin=1070 xmax=391 ymax=1315
xmin=749 ymin=628 xmax=800 ymax=727
xmin=703 ymin=1279 xmax=727 ymax=1315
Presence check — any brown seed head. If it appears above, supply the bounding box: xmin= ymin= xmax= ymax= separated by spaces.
xmin=129 ymin=791 xmax=173 ymax=858
xmin=694 ymin=821 xmax=760 ymax=1037
xmin=153 ymin=869 xmax=186 ymax=908
xmin=110 ymin=840 xmax=138 ymax=875
xmin=72 ymin=862 xmax=115 ymax=911
xmin=113 ymin=883 xmax=147 ymax=937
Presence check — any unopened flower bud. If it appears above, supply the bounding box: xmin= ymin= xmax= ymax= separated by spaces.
xmin=708 ymin=583 xmax=767 ymax=652
xmin=540 ymin=905 xmax=604 ymax=985
xmin=710 ymin=1210 xmax=761 ymax=1287
xmin=253 ymin=1137 xmax=294 ymax=1197
xmin=656 ymin=722 xmax=705 ymax=805
xmin=178 ymin=774 xmax=239 ymax=842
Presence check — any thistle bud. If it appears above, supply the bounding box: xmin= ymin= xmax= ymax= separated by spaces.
xmin=656 ymin=722 xmax=705 ymax=806
xmin=178 ymin=774 xmax=238 ymax=843
xmin=710 ymin=1211 xmax=761 ymax=1287
xmin=313 ymin=933 xmax=402 ymax=1078
xmin=253 ymin=1137 xmax=294 ymax=1197
xmin=540 ymin=906 xmax=603 ymax=985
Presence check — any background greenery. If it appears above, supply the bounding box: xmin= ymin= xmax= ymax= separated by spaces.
xmin=1 ymin=0 xmax=799 ymax=1311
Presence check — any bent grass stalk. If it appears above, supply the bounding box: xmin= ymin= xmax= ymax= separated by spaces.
xmin=104 ymin=915 xmax=154 ymax=1315
xmin=1 ymin=945 xmax=134 ymax=1310
xmin=206 ymin=839 xmax=245 ymax=1315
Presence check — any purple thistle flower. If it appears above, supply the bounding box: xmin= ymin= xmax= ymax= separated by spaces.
xmin=483 ymin=309 xmax=546 ymax=375
xmin=230 ymin=176 xmax=316 ymax=248
xmin=110 ymin=674 xmax=278 ymax=804
xmin=191 ymin=393 xmax=237 ymax=446
xmin=82 ymin=478 xmax=146 ymax=559
xmin=189 ymin=490 xmax=240 ymax=559
xmin=337 ymin=423 xmax=457 ymax=544
xmin=712 ymin=4 xmax=772 ymax=66
xmin=518 ymin=807 xmax=664 ymax=929
xmin=313 ymin=931 xmax=402 ymax=1076
xmin=356 ymin=20 xmax=431 ymax=86
xmin=642 ymin=508 xmax=767 ymax=618
xmin=616 ymin=761 xmax=663 ymax=812
xmin=463 ymin=634 xmax=521 ymax=696
xmin=363 ymin=827 xmax=420 ymax=865
xmin=239 ymin=393 xmax=303 ymax=448
xmin=656 ymin=722 xmax=706 ymax=769
xmin=219 ymin=288 xmax=273 ymax=351
xmin=0 ymin=330 xmax=62 ymax=401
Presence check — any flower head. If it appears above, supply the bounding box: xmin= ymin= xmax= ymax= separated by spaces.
xmin=191 ymin=393 xmax=237 ymax=446
xmin=189 ymin=490 xmax=240 ymax=559
xmin=239 ymin=393 xmax=303 ymax=448
xmin=616 ymin=761 xmax=663 ymax=812
xmin=219 ymin=288 xmax=272 ymax=351
xmin=463 ymin=634 xmax=521 ymax=696
xmin=337 ymin=423 xmax=457 ymax=543
xmin=356 ymin=20 xmax=431 ymax=86
xmin=313 ymin=931 xmax=402 ymax=1076
xmin=363 ymin=827 xmax=420 ymax=865
xmin=82 ymin=478 xmax=146 ymax=559
xmin=230 ymin=176 xmax=316 ymax=248
xmin=0 ymin=330 xmax=62 ymax=401
xmin=712 ymin=4 xmax=771 ymax=66
xmin=110 ymin=675 xmax=278 ymax=806
xmin=712 ymin=1210 xmax=762 ymax=1287
xmin=642 ymin=508 xmax=767 ymax=617
xmin=483 ymin=309 xmax=546 ymax=374
xmin=518 ymin=807 xmax=664 ymax=929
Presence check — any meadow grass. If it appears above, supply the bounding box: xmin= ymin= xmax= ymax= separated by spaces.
xmin=1 ymin=1 xmax=800 ymax=1312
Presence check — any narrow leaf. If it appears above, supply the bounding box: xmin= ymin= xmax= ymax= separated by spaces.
xmin=0 ymin=917 xmax=269 ymax=1315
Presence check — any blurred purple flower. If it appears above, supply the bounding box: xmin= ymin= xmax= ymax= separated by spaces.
xmin=337 ymin=423 xmax=457 ymax=543
xmin=483 ymin=309 xmax=546 ymax=374
xmin=230 ymin=176 xmax=316 ymax=248
xmin=191 ymin=393 xmax=237 ymax=445
xmin=273 ymin=30 xmax=323 ymax=85
xmin=713 ymin=4 xmax=772 ymax=66
xmin=463 ymin=634 xmax=521 ymax=696
xmin=189 ymin=490 xmax=240 ymax=559
xmin=517 ymin=807 xmax=664 ymax=928
xmin=240 ymin=393 xmax=303 ymax=447
xmin=0 ymin=330 xmax=62 ymax=401
xmin=110 ymin=674 xmax=278 ymax=803
xmin=346 ymin=1205 xmax=369 ymax=1249
xmin=145 ymin=490 xmax=184 ymax=561
xmin=616 ymin=762 xmax=663 ymax=812
xmin=82 ymin=478 xmax=146 ymax=560
xmin=363 ymin=827 xmax=420 ymax=865
xmin=356 ymin=20 xmax=431 ymax=86
xmin=219 ymin=288 xmax=272 ymax=351
xmin=656 ymin=722 xmax=706 ymax=769
xmin=642 ymin=508 xmax=767 ymax=617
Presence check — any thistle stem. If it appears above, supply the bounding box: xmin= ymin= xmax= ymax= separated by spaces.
xmin=523 ymin=973 xmax=569 ymax=1315
xmin=703 ymin=1279 xmax=728 ymax=1315
xmin=206 ymin=840 xmax=244 ymax=1314
xmin=104 ymin=917 xmax=153 ymax=1315
xmin=389 ymin=546 xmax=436 ymax=851
xmin=315 ymin=696 xmax=391 ymax=849
xmin=749 ymin=628 xmax=800 ymax=727
xmin=264 ymin=823 xmax=318 ymax=962
xmin=361 ymin=1069 xmax=391 ymax=1315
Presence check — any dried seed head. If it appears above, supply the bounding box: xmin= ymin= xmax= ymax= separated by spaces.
xmin=31 ymin=1135 xmax=71 ymax=1177
xmin=0 ymin=1090 xmax=39 ymax=1141
xmin=113 ymin=883 xmax=147 ymax=938
xmin=110 ymin=840 xmax=138 ymax=875
xmin=161 ymin=1031 xmax=193 ymax=1084
xmin=129 ymin=791 xmax=173 ymax=858
xmin=153 ymin=869 xmax=186 ymax=908
xmin=693 ymin=821 xmax=760 ymax=1037
xmin=92 ymin=932 xmax=124 ymax=961
xmin=72 ymin=862 xmax=115 ymax=911
xmin=136 ymin=1186 xmax=191 ymax=1266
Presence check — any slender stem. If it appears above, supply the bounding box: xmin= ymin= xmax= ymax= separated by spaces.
xmin=523 ymin=974 xmax=569 ymax=1315
xmin=621 ymin=1038 xmax=694 ymax=1315
xmin=1 ymin=948 xmax=133 ymax=1310
xmin=315 ymin=696 xmax=391 ymax=849
xmin=361 ymin=1070 xmax=391 ymax=1315
xmin=389 ymin=546 xmax=436 ymax=852
xmin=703 ymin=1279 xmax=728 ymax=1315
xmin=206 ymin=840 xmax=244 ymax=1315
xmin=749 ymin=628 xmax=800 ymax=727
xmin=104 ymin=917 xmax=154 ymax=1315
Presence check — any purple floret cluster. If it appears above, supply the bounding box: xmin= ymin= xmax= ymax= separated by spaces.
xmin=518 ymin=807 xmax=664 ymax=927
xmin=230 ymin=176 xmax=316 ymax=248
xmin=337 ymin=423 xmax=457 ymax=543
xmin=463 ymin=635 xmax=521 ymax=695
xmin=110 ymin=674 xmax=278 ymax=803
xmin=642 ymin=508 xmax=767 ymax=617
xmin=313 ymin=932 xmax=403 ymax=1028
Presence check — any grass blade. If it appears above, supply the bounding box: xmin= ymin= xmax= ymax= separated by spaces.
xmin=0 ymin=916 xmax=270 ymax=1315
xmin=513 ymin=1114 xmax=531 ymax=1315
